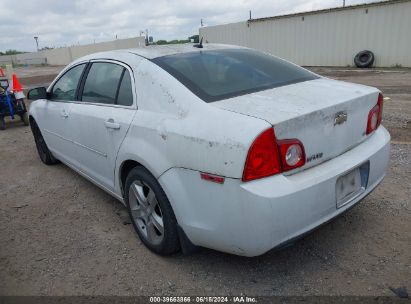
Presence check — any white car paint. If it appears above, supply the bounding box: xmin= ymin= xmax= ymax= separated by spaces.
xmin=214 ymin=77 xmax=382 ymax=173
xmin=160 ymin=127 xmax=389 ymax=256
xmin=29 ymin=44 xmax=390 ymax=256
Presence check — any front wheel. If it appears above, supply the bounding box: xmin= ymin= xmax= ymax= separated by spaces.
xmin=30 ymin=120 xmax=59 ymax=165
xmin=21 ymin=112 xmax=29 ymax=126
xmin=0 ymin=116 xmax=5 ymax=130
xmin=125 ymin=166 xmax=180 ymax=255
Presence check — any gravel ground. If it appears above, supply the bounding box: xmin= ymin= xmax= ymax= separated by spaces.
xmin=0 ymin=67 xmax=410 ymax=297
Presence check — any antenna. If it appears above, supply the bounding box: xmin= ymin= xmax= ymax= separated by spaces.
xmin=193 ymin=37 xmax=203 ymax=48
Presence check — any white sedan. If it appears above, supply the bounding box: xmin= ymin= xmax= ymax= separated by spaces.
xmin=27 ymin=44 xmax=390 ymax=257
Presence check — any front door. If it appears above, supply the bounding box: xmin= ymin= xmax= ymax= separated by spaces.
xmin=39 ymin=63 xmax=87 ymax=163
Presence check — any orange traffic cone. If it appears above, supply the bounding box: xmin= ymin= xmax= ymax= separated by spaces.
xmin=12 ymin=73 xmax=25 ymax=100
xmin=12 ymin=73 xmax=23 ymax=92
xmin=0 ymin=67 xmax=5 ymax=77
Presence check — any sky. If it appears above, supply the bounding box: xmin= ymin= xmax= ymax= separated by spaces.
xmin=0 ymin=0 xmax=378 ymax=52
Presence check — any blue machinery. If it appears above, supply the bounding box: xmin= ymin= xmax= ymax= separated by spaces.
xmin=0 ymin=78 xmax=29 ymax=130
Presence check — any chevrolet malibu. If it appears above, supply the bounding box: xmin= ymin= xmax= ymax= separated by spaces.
xmin=27 ymin=44 xmax=390 ymax=257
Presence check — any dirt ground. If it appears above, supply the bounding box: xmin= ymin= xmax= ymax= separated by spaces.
xmin=0 ymin=66 xmax=410 ymax=296
xmin=9 ymin=66 xmax=63 ymax=90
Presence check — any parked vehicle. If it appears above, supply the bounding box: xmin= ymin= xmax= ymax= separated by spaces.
xmin=27 ymin=44 xmax=390 ymax=256
xmin=0 ymin=77 xmax=29 ymax=130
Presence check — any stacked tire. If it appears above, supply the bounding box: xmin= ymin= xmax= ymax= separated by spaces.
xmin=354 ymin=50 xmax=374 ymax=68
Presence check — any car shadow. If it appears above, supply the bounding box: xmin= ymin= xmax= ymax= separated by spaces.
xmin=45 ymin=154 xmax=370 ymax=293
xmin=1 ymin=116 xmax=29 ymax=130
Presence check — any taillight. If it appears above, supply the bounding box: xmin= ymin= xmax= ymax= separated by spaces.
xmin=278 ymin=139 xmax=306 ymax=172
xmin=366 ymin=93 xmax=383 ymax=134
xmin=242 ymin=128 xmax=305 ymax=182
xmin=242 ymin=128 xmax=281 ymax=182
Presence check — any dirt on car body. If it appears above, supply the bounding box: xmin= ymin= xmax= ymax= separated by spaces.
xmin=0 ymin=66 xmax=410 ymax=296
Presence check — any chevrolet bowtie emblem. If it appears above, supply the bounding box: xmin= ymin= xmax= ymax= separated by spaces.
xmin=334 ymin=111 xmax=348 ymax=125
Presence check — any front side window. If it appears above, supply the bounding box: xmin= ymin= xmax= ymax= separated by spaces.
xmin=51 ymin=64 xmax=86 ymax=101
xmin=152 ymin=49 xmax=318 ymax=102
xmin=81 ymin=63 xmax=124 ymax=104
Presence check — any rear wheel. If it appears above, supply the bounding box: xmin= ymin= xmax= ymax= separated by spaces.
xmin=124 ymin=166 xmax=180 ymax=255
xmin=30 ymin=120 xmax=59 ymax=165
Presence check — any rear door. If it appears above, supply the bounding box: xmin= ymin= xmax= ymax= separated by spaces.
xmin=68 ymin=60 xmax=136 ymax=191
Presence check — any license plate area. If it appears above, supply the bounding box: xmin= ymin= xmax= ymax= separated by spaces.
xmin=336 ymin=162 xmax=369 ymax=209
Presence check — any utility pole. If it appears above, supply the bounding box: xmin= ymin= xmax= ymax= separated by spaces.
xmin=249 ymin=10 xmax=252 ymax=20
xmin=145 ymin=29 xmax=148 ymax=46
xmin=343 ymin=0 xmax=346 ymax=7
xmin=34 ymin=36 xmax=39 ymax=52
xmin=200 ymin=19 xmax=204 ymax=27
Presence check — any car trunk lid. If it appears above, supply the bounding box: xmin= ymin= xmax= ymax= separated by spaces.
xmin=212 ymin=78 xmax=381 ymax=172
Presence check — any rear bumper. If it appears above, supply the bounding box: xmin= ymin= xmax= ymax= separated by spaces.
xmin=159 ymin=126 xmax=390 ymax=256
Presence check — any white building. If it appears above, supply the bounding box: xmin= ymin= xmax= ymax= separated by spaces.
xmin=0 ymin=37 xmax=146 ymax=66
xmin=200 ymin=0 xmax=411 ymax=67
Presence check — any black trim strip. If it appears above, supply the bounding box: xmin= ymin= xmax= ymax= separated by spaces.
xmin=76 ymin=62 xmax=91 ymax=101
xmin=115 ymin=68 xmax=126 ymax=105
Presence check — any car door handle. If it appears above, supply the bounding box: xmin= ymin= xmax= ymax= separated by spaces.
xmin=105 ymin=119 xmax=120 ymax=130
xmin=60 ymin=109 xmax=69 ymax=118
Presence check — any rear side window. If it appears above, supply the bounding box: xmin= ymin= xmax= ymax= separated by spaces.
xmin=81 ymin=63 xmax=123 ymax=104
xmin=117 ymin=71 xmax=133 ymax=106
xmin=51 ymin=64 xmax=86 ymax=101
xmin=152 ymin=49 xmax=318 ymax=102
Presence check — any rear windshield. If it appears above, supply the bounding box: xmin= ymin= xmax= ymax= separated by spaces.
xmin=152 ymin=48 xmax=318 ymax=102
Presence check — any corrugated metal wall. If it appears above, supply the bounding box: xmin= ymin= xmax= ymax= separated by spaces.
xmin=200 ymin=0 xmax=411 ymax=67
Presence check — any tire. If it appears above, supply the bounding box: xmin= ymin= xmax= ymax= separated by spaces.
xmin=0 ymin=117 xmax=5 ymax=130
xmin=124 ymin=166 xmax=180 ymax=255
xmin=21 ymin=112 xmax=29 ymax=126
xmin=354 ymin=50 xmax=374 ymax=68
xmin=30 ymin=120 xmax=59 ymax=165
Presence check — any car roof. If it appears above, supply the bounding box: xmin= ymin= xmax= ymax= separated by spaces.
xmin=127 ymin=43 xmax=245 ymax=59
xmin=74 ymin=43 xmax=246 ymax=63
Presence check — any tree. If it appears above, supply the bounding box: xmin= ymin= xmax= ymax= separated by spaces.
xmin=156 ymin=40 xmax=168 ymax=45
xmin=0 ymin=49 xmax=25 ymax=55
xmin=188 ymin=35 xmax=199 ymax=43
xmin=39 ymin=46 xmax=54 ymax=51
xmin=154 ymin=39 xmax=189 ymax=45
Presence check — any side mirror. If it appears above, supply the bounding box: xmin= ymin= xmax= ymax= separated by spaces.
xmin=27 ymin=87 xmax=49 ymax=100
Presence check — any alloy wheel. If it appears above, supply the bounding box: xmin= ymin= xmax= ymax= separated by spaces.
xmin=128 ymin=180 xmax=164 ymax=245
